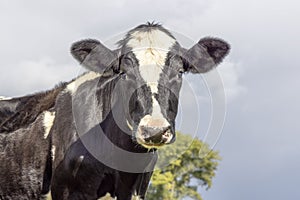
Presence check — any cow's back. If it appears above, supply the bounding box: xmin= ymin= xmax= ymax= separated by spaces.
xmin=0 ymin=82 xmax=67 ymax=134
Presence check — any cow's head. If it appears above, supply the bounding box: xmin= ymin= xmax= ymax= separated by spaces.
xmin=71 ymin=23 xmax=230 ymax=149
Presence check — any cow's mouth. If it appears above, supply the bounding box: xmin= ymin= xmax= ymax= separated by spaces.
xmin=135 ymin=137 xmax=165 ymax=149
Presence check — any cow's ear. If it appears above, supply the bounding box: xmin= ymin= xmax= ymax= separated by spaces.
xmin=71 ymin=39 xmax=118 ymax=73
xmin=183 ymin=37 xmax=230 ymax=73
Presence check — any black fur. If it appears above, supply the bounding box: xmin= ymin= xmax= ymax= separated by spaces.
xmin=183 ymin=37 xmax=230 ymax=73
xmin=0 ymin=112 xmax=51 ymax=199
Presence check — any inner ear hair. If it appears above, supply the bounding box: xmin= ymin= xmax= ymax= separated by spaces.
xmin=71 ymin=39 xmax=119 ymax=74
xmin=71 ymin=39 xmax=101 ymax=63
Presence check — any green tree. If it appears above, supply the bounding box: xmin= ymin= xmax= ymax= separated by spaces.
xmin=146 ymin=132 xmax=221 ymax=200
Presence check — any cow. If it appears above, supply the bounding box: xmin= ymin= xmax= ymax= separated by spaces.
xmin=0 ymin=22 xmax=230 ymax=200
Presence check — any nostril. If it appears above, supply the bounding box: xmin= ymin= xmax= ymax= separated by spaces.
xmin=161 ymin=129 xmax=173 ymax=143
xmin=144 ymin=133 xmax=161 ymax=143
xmin=162 ymin=126 xmax=171 ymax=134
xmin=162 ymin=130 xmax=171 ymax=138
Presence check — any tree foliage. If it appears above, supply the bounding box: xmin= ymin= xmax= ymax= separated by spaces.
xmin=146 ymin=132 xmax=221 ymax=200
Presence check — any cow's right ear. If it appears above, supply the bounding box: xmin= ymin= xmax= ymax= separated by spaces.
xmin=71 ymin=39 xmax=118 ymax=73
xmin=183 ymin=37 xmax=230 ymax=73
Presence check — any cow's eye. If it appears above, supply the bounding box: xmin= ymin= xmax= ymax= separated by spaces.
xmin=178 ymin=69 xmax=185 ymax=78
xmin=123 ymin=57 xmax=133 ymax=66
xmin=120 ymin=71 xmax=127 ymax=79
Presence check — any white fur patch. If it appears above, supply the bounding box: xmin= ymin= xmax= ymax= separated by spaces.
xmin=0 ymin=96 xmax=12 ymax=100
xmin=127 ymin=30 xmax=175 ymax=94
xmin=43 ymin=191 xmax=52 ymax=200
xmin=98 ymin=193 xmax=117 ymax=199
xmin=151 ymin=96 xmax=165 ymax=119
xmin=138 ymin=96 xmax=170 ymax=130
xmin=66 ymin=71 xmax=101 ymax=94
xmin=51 ymin=145 xmax=56 ymax=161
xmin=98 ymin=193 xmax=142 ymax=200
xmin=126 ymin=120 xmax=133 ymax=130
xmin=72 ymin=155 xmax=84 ymax=177
xmin=132 ymin=191 xmax=142 ymax=200
xmin=43 ymin=111 xmax=56 ymax=139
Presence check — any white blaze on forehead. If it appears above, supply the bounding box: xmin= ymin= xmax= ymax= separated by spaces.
xmin=127 ymin=30 xmax=176 ymax=94
xmin=138 ymin=96 xmax=170 ymax=128
xmin=127 ymin=29 xmax=175 ymax=127
xmin=43 ymin=111 xmax=56 ymax=139
xmin=66 ymin=71 xmax=101 ymax=94
xmin=151 ymin=96 xmax=165 ymax=119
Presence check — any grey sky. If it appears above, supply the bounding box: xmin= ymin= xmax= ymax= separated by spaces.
xmin=1 ymin=0 xmax=299 ymax=199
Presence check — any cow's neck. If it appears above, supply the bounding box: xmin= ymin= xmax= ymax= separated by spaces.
xmin=100 ymin=103 xmax=150 ymax=154
xmin=92 ymin=74 xmax=149 ymax=153
xmin=77 ymin=100 xmax=157 ymax=173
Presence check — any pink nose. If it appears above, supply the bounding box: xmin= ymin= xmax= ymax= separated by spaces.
xmin=144 ymin=118 xmax=168 ymax=127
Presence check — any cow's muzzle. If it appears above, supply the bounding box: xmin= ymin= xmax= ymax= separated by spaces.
xmin=136 ymin=124 xmax=175 ymax=148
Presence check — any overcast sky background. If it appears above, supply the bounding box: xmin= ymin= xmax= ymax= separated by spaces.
xmin=1 ymin=0 xmax=299 ymax=199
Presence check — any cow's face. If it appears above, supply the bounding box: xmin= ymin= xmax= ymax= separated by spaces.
xmin=71 ymin=23 xmax=230 ymax=149
xmin=116 ymin=30 xmax=182 ymax=148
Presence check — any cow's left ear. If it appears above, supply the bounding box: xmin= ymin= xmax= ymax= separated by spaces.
xmin=183 ymin=37 xmax=230 ymax=73
xmin=71 ymin=39 xmax=118 ymax=73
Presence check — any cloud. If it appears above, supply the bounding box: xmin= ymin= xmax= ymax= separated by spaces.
xmin=176 ymin=59 xmax=245 ymax=144
xmin=217 ymin=61 xmax=246 ymax=102
xmin=182 ymin=60 xmax=245 ymax=105
xmin=0 ymin=57 xmax=78 ymax=97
